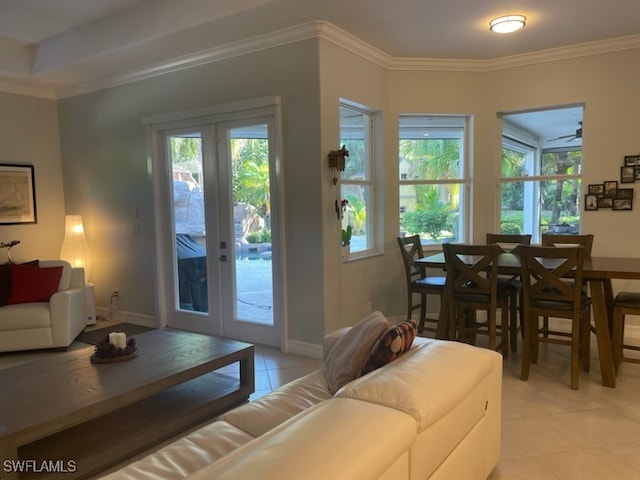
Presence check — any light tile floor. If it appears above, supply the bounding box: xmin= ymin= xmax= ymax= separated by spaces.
xmin=2 ymin=324 xmax=639 ymax=480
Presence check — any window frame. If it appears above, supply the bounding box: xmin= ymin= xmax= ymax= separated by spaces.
xmin=500 ymin=132 xmax=583 ymax=242
xmin=398 ymin=114 xmax=471 ymax=246
xmin=339 ymin=101 xmax=377 ymax=259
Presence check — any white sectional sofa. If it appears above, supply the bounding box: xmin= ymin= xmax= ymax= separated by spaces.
xmin=103 ymin=314 xmax=502 ymax=480
xmin=0 ymin=260 xmax=86 ymax=352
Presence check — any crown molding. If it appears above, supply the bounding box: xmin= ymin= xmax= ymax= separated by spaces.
xmin=56 ymin=21 xmax=325 ymax=99
xmin=55 ymin=21 xmax=640 ymax=98
xmin=0 ymin=80 xmax=57 ymax=99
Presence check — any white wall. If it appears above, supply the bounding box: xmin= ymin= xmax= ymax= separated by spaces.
xmin=0 ymin=93 xmax=65 ymax=263
xmin=51 ymin=39 xmax=640 ymax=345
xmin=58 ymin=40 xmax=326 ymax=343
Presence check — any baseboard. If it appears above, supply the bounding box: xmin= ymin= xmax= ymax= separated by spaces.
xmin=95 ymin=307 xmax=159 ymax=329
xmin=287 ymin=339 xmax=322 ymax=359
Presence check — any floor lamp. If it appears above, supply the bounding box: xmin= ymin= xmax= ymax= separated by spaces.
xmin=60 ymin=215 xmax=96 ymax=325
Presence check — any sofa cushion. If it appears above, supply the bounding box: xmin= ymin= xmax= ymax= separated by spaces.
xmin=218 ymin=369 xmax=331 ymax=437
xmin=98 ymin=420 xmax=254 ymax=480
xmin=323 ymin=311 xmax=389 ymax=395
xmin=358 ymin=319 xmax=417 ymax=376
xmin=0 ymin=302 xmax=51 ymax=330
xmin=0 ymin=260 xmax=39 ymax=306
xmin=192 ymin=398 xmax=417 ymax=480
xmin=336 ymin=339 xmax=496 ymax=432
xmin=7 ymin=263 xmax=63 ymax=305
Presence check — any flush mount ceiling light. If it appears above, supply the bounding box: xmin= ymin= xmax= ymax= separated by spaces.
xmin=489 ymin=15 xmax=526 ymax=34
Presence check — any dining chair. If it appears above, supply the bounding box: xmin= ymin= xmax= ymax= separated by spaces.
xmin=442 ymin=243 xmax=512 ymax=357
xmin=397 ymin=235 xmax=446 ymax=335
xmin=540 ymin=233 xmax=594 ymax=337
xmin=541 ymin=233 xmax=594 ymax=256
xmin=519 ymin=245 xmax=592 ymax=389
xmin=611 ymin=291 xmax=640 ymax=373
xmin=486 ymin=233 xmax=532 ymax=352
xmin=486 ymin=233 xmax=532 ymax=253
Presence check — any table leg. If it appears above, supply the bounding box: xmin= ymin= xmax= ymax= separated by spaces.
xmin=239 ymin=348 xmax=255 ymax=394
xmin=589 ymin=279 xmax=616 ymax=388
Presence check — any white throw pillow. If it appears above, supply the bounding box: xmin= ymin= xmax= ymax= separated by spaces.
xmin=323 ymin=311 xmax=389 ymax=395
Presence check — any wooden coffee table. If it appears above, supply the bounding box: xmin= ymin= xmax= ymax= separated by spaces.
xmin=0 ymin=329 xmax=254 ymax=479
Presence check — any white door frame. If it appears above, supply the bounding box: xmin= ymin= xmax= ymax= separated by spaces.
xmin=143 ymin=96 xmax=286 ymax=350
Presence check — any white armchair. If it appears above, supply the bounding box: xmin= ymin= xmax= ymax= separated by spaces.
xmin=0 ymin=260 xmax=87 ymax=352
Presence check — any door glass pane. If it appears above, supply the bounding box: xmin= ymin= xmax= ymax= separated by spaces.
xmin=169 ymin=134 xmax=208 ymax=313
xmin=230 ymin=125 xmax=274 ymax=325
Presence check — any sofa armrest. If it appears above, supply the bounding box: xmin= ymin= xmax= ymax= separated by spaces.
xmin=70 ymin=267 xmax=86 ymax=289
xmin=50 ymin=287 xmax=87 ymax=347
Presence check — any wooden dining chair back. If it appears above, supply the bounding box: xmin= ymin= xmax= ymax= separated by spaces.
xmin=519 ymin=245 xmax=592 ymax=389
xmin=442 ymin=243 xmax=512 ymax=356
xmin=612 ymin=292 xmax=640 ymax=373
xmin=486 ymin=233 xmax=532 ymax=352
xmin=397 ymin=235 xmax=446 ymax=335
xmin=486 ymin=233 xmax=532 ymax=252
xmin=540 ymin=234 xmax=594 ymax=338
xmin=541 ymin=234 xmax=594 ymax=256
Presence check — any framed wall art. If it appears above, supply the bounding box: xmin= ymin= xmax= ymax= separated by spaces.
xmin=584 ymin=194 xmax=598 ymax=211
xmin=597 ymin=196 xmax=613 ymax=209
xmin=613 ymin=198 xmax=633 ymax=211
xmin=621 ymin=166 xmax=635 ymax=183
xmin=0 ymin=164 xmax=37 ymax=224
xmin=603 ymin=180 xmax=618 ymax=198
xmin=588 ymin=184 xmax=604 ymax=195
xmin=624 ymin=155 xmax=640 ymax=167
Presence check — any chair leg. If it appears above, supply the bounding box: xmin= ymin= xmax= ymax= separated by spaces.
xmin=531 ymin=317 xmax=540 ymax=364
xmin=501 ymin=307 xmax=509 ymax=359
xmin=521 ymin=314 xmax=533 ymax=381
xmin=580 ymin=314 xmax=591 ymax=373
xmin=570 ymin=314 xmax=581 ymax=390
xmin=542 ymin=316 xmax=550 ymax=337
xmin=510 ymin=294 xmax=518 ymax=353
xmin=418 ymin=294 xmax=427 ymax=333
xmin=612 ymin=307 xmax=624 ymax=374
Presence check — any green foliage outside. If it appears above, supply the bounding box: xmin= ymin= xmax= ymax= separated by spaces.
xmin=502 ymin=147 xmax=582 ymax=229
xmin=232 ymin=139 xmax=271 ymax=228
xmin=342 ymin=193 xmax=366 ymax=235
xmin=170 ymin=136 xmax=273 ymax=241
xmin=500 ymin=222 xmax=523 ymax=235
xmin=246 ymin=230 xmax=271 ymax=243
xmin=401 ymin=188 xmax=453 ymax=241
xmin=399 ymin=137 xmax=461 ymax=242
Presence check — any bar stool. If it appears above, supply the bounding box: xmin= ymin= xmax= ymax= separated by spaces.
xmin=612 ymin=291 xmax=640 ymax=373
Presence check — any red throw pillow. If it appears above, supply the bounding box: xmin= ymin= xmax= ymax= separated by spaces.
xmin=7 ymin=263 xmax=63 ymax=304
xmin=358 ymin=319 xmax=417 ymax=377
xmin=0 ymin=260 xmax=39 ymax=306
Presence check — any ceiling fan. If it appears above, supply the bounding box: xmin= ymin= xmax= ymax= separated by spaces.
xmin=547 ymin=121 xmax=582 ymax=143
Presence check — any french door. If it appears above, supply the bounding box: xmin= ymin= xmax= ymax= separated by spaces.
xmin=148 ymin=100 xmax=283 ymax=348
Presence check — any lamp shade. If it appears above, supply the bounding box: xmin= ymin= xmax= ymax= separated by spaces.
xmin=60 ymin=215 xmax=92 ymax=281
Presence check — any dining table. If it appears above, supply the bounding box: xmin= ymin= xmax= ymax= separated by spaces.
xmin=417 ymin=251 xmax=640 ymax=388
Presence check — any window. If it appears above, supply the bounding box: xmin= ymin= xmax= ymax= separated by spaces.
xmin=340 ymin=104 xmax=375 ymax=255
xmin=500 ymin=108 xmax=583 ymax=242
xmin=398 ymin=115 xmax=469 ymax=245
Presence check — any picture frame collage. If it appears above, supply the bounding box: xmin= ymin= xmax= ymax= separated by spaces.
xmin=585 ymin=155 xmax=638 ymax=211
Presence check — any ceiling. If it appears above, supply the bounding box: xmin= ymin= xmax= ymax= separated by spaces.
xmin=0 ymin=0 xmax=636 ymax=139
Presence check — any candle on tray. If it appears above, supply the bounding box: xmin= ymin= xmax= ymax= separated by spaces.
xmin=109 ymin=332 xmax=127 ymax=349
